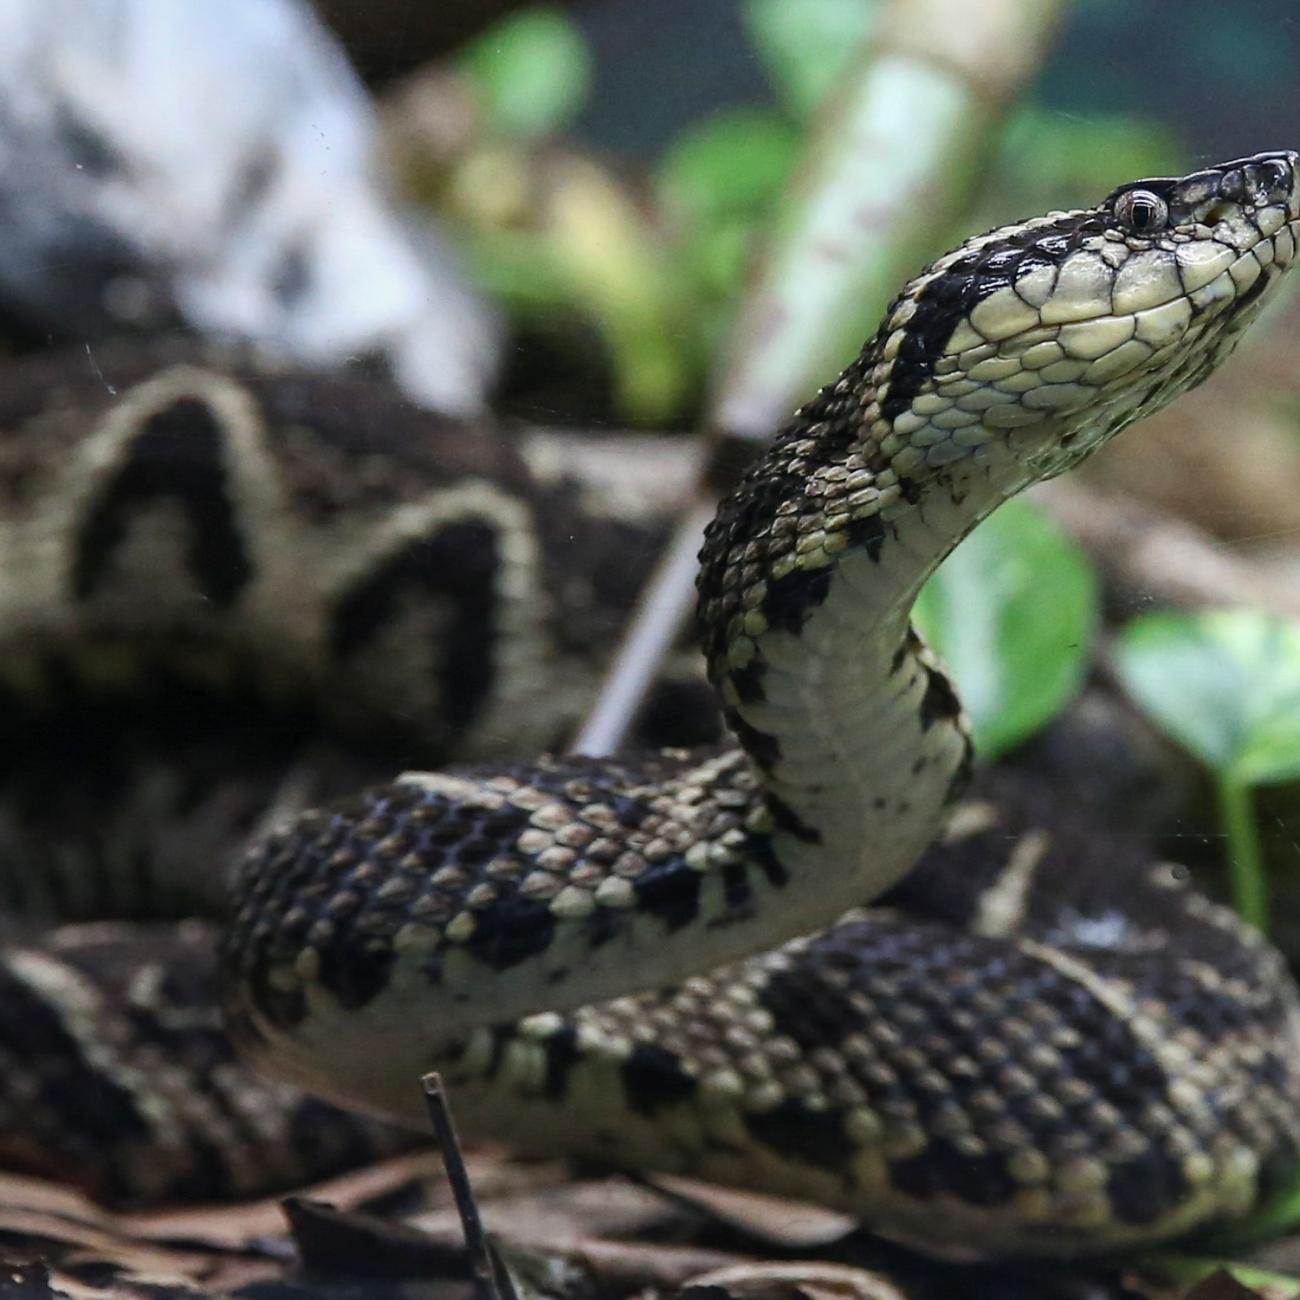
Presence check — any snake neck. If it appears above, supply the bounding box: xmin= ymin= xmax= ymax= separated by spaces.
xmin=698 ymin=156 xmax=1300 ymax=915
xmin=699 ymin=349 xmax=1043 ymax=922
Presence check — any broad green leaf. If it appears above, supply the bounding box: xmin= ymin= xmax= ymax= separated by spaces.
xmin=656 ymin=108 xmax=800 ymax=228
xmin=1115 ymin=610 xmax=1300 ymax=786
xmin=461 ymin=7 xmax=591 ymax=139
xmin=743 ymin=0 xmax=882 ymax=118
xmin=913 ymin=499 xmax=1097 ymax=759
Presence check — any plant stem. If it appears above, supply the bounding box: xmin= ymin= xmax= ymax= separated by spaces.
xmin=1216 ymin=776 xmax=1269 ymax=933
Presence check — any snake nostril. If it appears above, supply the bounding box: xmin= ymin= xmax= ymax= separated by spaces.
xmin=1204 ymin=201 xmax=1236 ymax=225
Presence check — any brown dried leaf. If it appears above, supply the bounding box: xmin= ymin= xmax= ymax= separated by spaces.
xmin=682 ymin=1261 xmax=909 ymax=1300
xmin=413 ymin=1174 xmax=681 ymax=1252
xmin=646 ymin=1175 xmax=858 ymax=1249
xmin=283 ymin=1195 xmax=468 ymax=1280
xmin=127 ymin=1151 xmax=446 ymax=1250
xmin=0 ymin=1200 xmax=219 ymax=1283
xmin=0 ymin=1151 xmax=442 ymax=1257
xmin=559 ymin=1237 xmax=755 ymax=1291
xmin=0 ymin=1155 xmax=459 ymax=1298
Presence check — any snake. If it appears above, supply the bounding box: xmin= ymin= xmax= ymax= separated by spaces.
xmin=0 ymin=337 xmax=708 ymax=1205
xmin=5 ymin=152 xmax=1300 ymax=1259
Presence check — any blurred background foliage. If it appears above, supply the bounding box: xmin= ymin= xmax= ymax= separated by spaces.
xmin=383 ymin=0 xmax=1281 ymax=428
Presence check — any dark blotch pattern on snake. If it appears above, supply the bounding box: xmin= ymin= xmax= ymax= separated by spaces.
xmin=6 ymin=156 xmax=1300 ymax=1256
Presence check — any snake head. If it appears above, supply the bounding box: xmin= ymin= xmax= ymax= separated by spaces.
xmin=1106 ymin=151 xmax=1300 ymax=241
xmin=873 ymin=150 xmax=1300 ymax=485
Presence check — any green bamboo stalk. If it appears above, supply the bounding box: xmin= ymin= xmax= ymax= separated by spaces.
xmin=711 ymin=0 xmax=1066 ymax=442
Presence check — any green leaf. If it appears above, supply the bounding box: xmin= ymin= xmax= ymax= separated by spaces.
xmin=743 ymin=0 xmax=882 ymax=117
xmin=656 ymin=108 xmax=800 ymax=228
xmin=913 ymin=499 xmax=1097 ymax=759
xmin=656 ymin=110 xmax=798 ymax=329
xmin=1114 ymin=610 xmax=1300 ymax=786
xmin=461 ymin=7 xmax=591 ymax=139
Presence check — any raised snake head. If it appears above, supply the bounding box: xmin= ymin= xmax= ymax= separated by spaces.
xmin=867 ymin=149 xmax=1300 ymax=487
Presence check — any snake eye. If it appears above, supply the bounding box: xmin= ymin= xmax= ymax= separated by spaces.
xmin=1114 ymin=189 xmax=1169 ymax=234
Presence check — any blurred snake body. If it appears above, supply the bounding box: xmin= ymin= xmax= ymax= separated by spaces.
xmin=8 ymin=154 xmax=1300 ymax=1257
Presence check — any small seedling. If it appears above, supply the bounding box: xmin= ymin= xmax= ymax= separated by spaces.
xmin=1115 ymin=609 xmax=1300 ymax=932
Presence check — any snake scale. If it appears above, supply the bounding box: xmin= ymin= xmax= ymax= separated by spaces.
xmin=5 ymin=153 xmax=1300 ymax=1258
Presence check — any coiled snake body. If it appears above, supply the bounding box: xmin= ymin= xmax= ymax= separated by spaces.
xmin=8 ymin=154 xmax=1300 ymax=1257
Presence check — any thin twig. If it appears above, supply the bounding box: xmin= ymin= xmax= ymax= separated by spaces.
xmin=421 ymin=1072 xmax=518 ymax=1300
xmin=569 ymin=495 xmax=714 ymax=756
